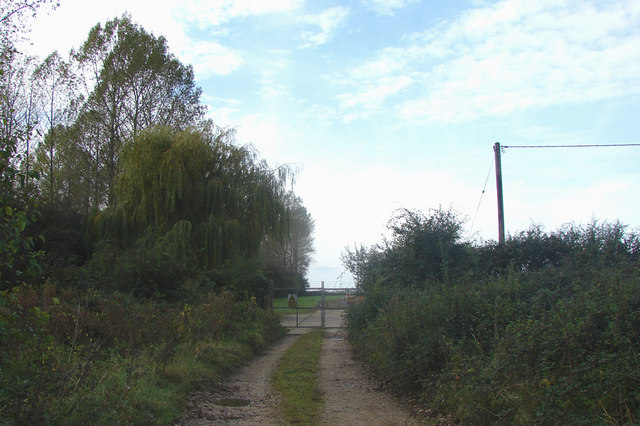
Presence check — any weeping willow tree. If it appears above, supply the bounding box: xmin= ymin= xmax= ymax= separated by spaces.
xmin=92 ymin=125 xmax=291 ymax=271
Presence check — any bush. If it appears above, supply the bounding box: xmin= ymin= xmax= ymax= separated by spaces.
xmin=0 ymin=282 xmax=285 ymax=423
xmin=345 ymin=211 xmax=640 ymax=424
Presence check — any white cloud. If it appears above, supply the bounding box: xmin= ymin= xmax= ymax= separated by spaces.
xmin=296 ymin=162 xmax=478 ymax=262
xmin=337 ymin=75 xmax=413 ymax=112
xmin=363 ymin=0 xmax=420 ymax=16
xmin=299 ymin=6 xmax=350 ymax=47
xmin=18 ymin=0 xmax=247 ymax=79
xmin=336 ymin=0 xmax=640 ymax=124
xmin=231 ymin=113 xmax=303 ymax=166
xmin=254 ymin=55 xmax=294 ymax=99
xmin=326 ymin=46 xmax=421 ymax=120
xmin=175 ymin=0 xmax=304 ymax=28
xmin=20 ymin=0 xmax=180 ymax=59
xmin=181 ymin=40 xmax=244 ymax=78
xmin=501 ymin=177 xmax=640 ymax=240
xmin=208 ymin=106 xmax=240 ymax=125
xmin=259 ymin=86 xmax=290 ymax=98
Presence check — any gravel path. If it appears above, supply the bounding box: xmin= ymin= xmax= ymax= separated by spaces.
xmin=319 ymin=329 xmax=426 ymax=425
xmin=180 ymin=333 xmax=302 ymax=425
xmin=181 ymin=308 xmax=425 ymax=425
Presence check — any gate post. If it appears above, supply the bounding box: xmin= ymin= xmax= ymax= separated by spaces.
xmin=321 ymin=281 xmax=325 ymax=328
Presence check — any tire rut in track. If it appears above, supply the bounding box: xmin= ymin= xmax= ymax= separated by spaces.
xmin=180 ymin=333 xmax=304 ymax=425
xmin=182 ymin=307 xmax=426 ymax=425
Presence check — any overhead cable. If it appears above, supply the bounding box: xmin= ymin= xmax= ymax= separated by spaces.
xmin=468 ymin=156 xmax=494 ymax=236
xmin=503 ymin=143 xmax=640 ymax=149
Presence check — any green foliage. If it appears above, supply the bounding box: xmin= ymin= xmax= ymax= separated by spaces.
xmin=86 ymin=242 xmax=189 ymax=299
xmin=342 ymin=207 xmax=470 ymax=293
xmin=86 ymin=126 xmax=290 ymax=298
xmin=345 ymin=209 xmax=640 ymax=424
xmin=98 ymin=127 xmax=287 ymax=255
xmin=1 ymin=11 xmax=310 ymax=425
xmin=68 ymin=14 xmax=206 ymax=207
xmin=1 ymin=60 xmax=43 ymax=291
xmin=0 ymin=197 xmax=42 ymax=289
xmin=34 ymin=206 xmax=90 ymax=273
xmin=0 ymin=283 xmax=285 ymax=424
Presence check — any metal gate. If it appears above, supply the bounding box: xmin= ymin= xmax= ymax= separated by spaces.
xmin=271 ymin=282 xmax=359 ymax=328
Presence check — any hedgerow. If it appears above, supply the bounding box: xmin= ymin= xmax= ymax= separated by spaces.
xmin=344 ymin=208 xmax=640 ymax=424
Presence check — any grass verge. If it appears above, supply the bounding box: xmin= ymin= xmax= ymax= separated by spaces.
xmin=272 ymin=331 xmax=324 ymax=425
xmin=0 ymin=288 xmax=286 ymax=424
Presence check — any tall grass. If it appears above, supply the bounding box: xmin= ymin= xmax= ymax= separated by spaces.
xmin=0 ymin=285 xmax=284 ymax=424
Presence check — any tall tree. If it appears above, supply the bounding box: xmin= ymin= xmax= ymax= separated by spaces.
xmin=71 ymin=14 xmax=206 ymax=207
xmin=262 ymin=193 xmax=315 ymax=289
xmin=0 ymin=0 xmax=57 ymax=290
xmin=94 ymin=126 xmax=291 ymax=272
xmin=0 ymin=51 xmax=38 ymax=168
xmin=32 ymin=51 xmax=77 ymax=205
xmin=0 ymin=0 xmax=59 ymax=50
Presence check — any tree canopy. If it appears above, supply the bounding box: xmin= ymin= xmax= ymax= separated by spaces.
xmin=2 ymin=11 xmax=315 ymax=294
xmin=69 ymin=14 xmax=206 ymax=207
xmin=94 ymin=126 xmax=292 ymax=270
xmin=0 ymin=0 xmax=59 ymax=49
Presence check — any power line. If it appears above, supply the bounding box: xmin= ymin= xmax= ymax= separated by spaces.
xmin=492 ymin=141 xmax=639 ymax=244
xmin=468 ymin=156 xmax=494 ymax=236
xmin=503 ymin=143 xmax=640 ymax=149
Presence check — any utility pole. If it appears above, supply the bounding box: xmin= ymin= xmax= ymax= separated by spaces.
xmin=490 ymin=142 xmax=639 ymax=244
xmin=494 ymin=142 xmax=505 ymax=244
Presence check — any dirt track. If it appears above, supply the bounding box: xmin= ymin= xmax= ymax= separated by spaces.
xmin=319 ymin=328 xmax=426 ymax=425
xmin=181 ymin=308 xmax=425 ymax=425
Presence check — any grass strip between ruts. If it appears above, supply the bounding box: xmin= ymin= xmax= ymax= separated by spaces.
xmin=272 ymin=331 xmax=324 ymax=425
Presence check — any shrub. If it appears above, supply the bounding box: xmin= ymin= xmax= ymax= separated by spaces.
xmin=0 ymin=281 xmax=285 ymax=423
xmin=345 ymin=211 xmax=640 ymax=424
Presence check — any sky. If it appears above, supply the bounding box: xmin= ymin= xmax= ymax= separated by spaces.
xmin=20 ymin=0 xmax=640 ymax=287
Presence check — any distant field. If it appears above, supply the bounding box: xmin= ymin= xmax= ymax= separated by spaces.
xmin=273 ymin=295 xmax=343 ymax=314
